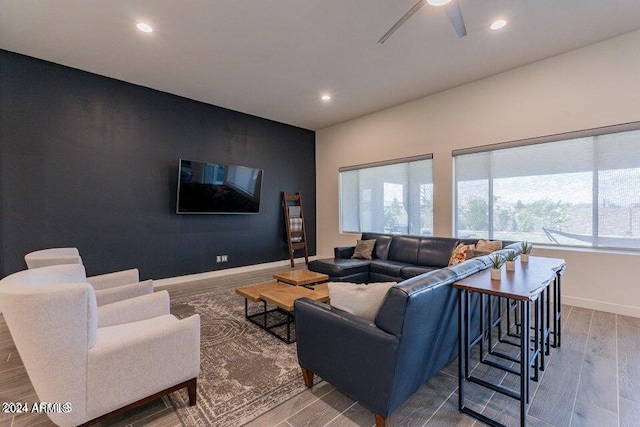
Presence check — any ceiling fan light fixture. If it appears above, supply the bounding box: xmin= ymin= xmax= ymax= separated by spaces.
xmin=136 ymin=23 xmax=153 ymax=33
xmin=490 ymin=19 xmax=507 ymax=30
xmin=378 ymin=0 xmax=465 ymax=43
xmin=427 ymin=0 xmax=452 ymax=6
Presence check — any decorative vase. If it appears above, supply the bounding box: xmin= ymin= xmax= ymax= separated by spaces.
xmin=521 ymin=253 xmax=529 ymax=263
xmin=506 ymin=260 xmax=516 ymax=271
xmin=490 ymin=268 xmax=501 ymax=280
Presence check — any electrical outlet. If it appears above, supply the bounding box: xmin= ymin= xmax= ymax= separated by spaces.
xmin=216 ymin=255 xmax=228 ymax=263
xmin=222 ymin=255 xmax=228 ymax=262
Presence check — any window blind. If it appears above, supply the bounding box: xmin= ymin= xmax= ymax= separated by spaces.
xmin=340 ymin=155 xmax=433 ymax=235
xmin=453 ymin=122 xmax=640 ymax=250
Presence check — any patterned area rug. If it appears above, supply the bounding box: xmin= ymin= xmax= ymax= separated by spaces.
xmin=167 ymin=281 xmax=306 ymax=426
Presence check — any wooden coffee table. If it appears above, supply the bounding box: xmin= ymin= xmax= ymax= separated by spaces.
xmin=273 ymin=269 xmax=329 ymax=286
xmin=261 ymin=286 xmax=328 ymax=343
xmin=235 ymin=281 xmax=328 ymax=343
xmin=261 ymin=286 xmax=328 ymax=311
xmin=309 ymin=283 xmax=329 ymax=301
xmin=235 ymin=281 xmax=288 ymax=313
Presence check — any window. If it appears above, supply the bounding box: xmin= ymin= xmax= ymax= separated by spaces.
xmin=453 ymin=122 xmax=640 ymax=250
xmin=340 ymin=155 xmax=433 ymax=235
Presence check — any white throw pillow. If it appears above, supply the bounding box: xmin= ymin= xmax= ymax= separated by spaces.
xmin=328 ymin=282 xmax=396 ymax=321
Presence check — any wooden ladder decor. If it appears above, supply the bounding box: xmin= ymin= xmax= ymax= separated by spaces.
xmin=282 ymin=192 xmax=309 ymax=267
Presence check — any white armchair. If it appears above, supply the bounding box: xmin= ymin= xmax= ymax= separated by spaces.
xmin=24 ymin=247 xmax=153 ymax=305
xmin=24 ymin=247 xmax=82 ymax=268
xmin=86 ymin=268 xmax=153 ymax=306
xmin=0 ymin=265 xmax=200 ymax=427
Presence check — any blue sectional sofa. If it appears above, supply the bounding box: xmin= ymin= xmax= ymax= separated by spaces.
xmin=296 ymin=233 xmax=522 ymax=427
xmin=308 ymin=232 xmax=519 ymax=282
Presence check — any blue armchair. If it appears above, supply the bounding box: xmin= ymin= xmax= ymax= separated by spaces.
xmin=295 ymin=267 xmax=475 ymax=426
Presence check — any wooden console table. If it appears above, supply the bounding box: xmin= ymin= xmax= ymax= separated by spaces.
xmin=453 ymin=256 xmax=565 ymax=427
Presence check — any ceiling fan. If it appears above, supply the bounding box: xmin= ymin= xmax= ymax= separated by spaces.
xmin=378 ymin=0 xmax=467 ymax=44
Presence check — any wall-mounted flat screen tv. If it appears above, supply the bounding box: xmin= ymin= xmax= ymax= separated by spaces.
xmin=176 ymin=159 xmax=263 ymax=214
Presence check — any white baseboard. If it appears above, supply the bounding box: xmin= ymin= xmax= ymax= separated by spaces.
xmin=563 ymin=295 xmax=640 ymax=318
xmin=153 ymin=256 xmax=318 ymax=287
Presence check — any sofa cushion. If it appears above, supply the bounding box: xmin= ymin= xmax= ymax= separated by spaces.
xmin=328 ymin=272 xmax=370 ymax=283
xmin=328 ymin=282 xmax=396 ymax=321
xmin=448 ymin=243 xmax=475 ymax=266
xmin=476 ymin=239 xmax=502 ymax=252
xmin=335 ymin=246 xmax=356 ymax=258
xmin=352 ymin=239 xmax=376 ymax=260
xmin=503 ymin=241 xmax=522 ymax=252
xmin=419 ymin=237 xmax=461 ymax=267
xmin=444 ymin=258 xmax=486 ymax=280
xmin=387 ymin=236 xmax=421 ymax=264
xmin=374 ymin=268 xmax=458 ymax=336
xmin=466 ymin=248 xmax=492 ymax=259
xmin=361 ymin=232 xmax=383 ymax=240
xmin=400 ymin=265 xmax=440 ymax=279
xmin=461 ymin=239 xmax=519 ymax=247
xmin=369 ymin=259 xmax=414 ymax=278
xmin=362 ymin=232 xmax=393 ymax=260
xmin=470 ymin=254 xmax=493 ymax=268
xmin=308 ymin=258 xmax=370 ymax=277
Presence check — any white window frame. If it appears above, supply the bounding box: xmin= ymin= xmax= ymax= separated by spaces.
xmin=452 ymin=121 xmax=640 ymax=252
xmin=339 ymin=154 xmax=434 ymax=235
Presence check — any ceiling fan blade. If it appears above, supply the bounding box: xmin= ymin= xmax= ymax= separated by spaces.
xmin=378 ymin=0 xmax=426 ymax=44
xmin=445 ymin=0 xmax=467 ymax=38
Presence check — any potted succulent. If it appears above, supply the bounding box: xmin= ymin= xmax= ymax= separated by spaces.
xmin=505 ymin=250 xmax=518 ymax=270
xmin=490 ymin=254 xmax=505 ymax=280
xmin=520 ymin=241 xmax=532 ymax=262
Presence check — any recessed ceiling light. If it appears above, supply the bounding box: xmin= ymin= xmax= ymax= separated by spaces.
xmin=490 ymin=20 xmax=507 ymax=30
xmin=321 ymin=94 xmax=331 ymax=101
xmin=427 ymin=0 xmax=452 ymax=6
xmin=136 ymin=23 xmax=153 ymax=33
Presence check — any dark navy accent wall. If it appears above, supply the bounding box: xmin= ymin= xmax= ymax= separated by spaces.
xmin=0 ymin=50 xmax=316 ymax=279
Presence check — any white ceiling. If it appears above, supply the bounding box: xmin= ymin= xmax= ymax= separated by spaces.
xmin=2 ymin=1 xmax=640 ymax=130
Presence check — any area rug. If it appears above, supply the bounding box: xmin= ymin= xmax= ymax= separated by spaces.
xmin=167 ymin=281 xmax=307 ymax=426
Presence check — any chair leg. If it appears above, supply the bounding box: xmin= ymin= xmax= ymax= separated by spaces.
xmin=187 ymin=377 xmax=197 ymax=406
xmin=301 ymin=366 xmax=314 ymax=387
xmin=374 ymin=413 xmax=389 ymax=427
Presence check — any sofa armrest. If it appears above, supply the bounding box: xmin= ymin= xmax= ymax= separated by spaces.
xmin=294 ymin=298 xmax=399 ymax=417
xmin=503 ymin=242 xmax=522 ymax=252
xmin=94 ymin=280 xmax=154 ymax=306
xmin=97 ymin=290 xmax=170 ymax=328
xmin=88 ymin=268 xmax=140 ymax=290
xmin=334 ymin=246 xmax=355 ymax=259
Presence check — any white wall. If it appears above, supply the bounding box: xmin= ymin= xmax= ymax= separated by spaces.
xmin=316 ymin=30 xmax=640 ymax=318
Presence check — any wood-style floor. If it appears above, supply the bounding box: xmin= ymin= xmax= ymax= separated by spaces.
xmin=1 ymin=265 xmax=639 ymax=426
xmin=246 ymin=304 xmax=640 ymax=427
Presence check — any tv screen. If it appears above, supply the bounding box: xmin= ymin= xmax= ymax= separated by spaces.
xmin=176 ymin=159 xmax=263 ymax=214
